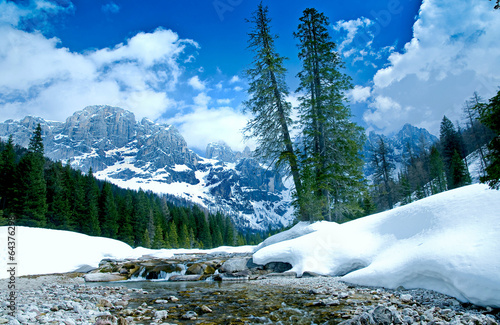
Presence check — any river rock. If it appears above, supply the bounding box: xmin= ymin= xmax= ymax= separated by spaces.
xmin=214 ymin=270 xmax=250 ymax=281
xmin=95 ymin=315 xmax=116 ymax=324
xmin=153 ymin=310 xmax=168 ymax=320
xmin=372 ymin=306 xmax=394 ymax=325
xmin=186 ymin=263 xmax=216 ymax=275
xmin=181 ymin=311 xmax=198 ymax=320
xmin=219 ymin=257 xmax=251 ymax=273
xmin=72 ymin=264 xmax=97 ymax=273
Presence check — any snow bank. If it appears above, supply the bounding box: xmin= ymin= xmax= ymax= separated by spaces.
xmin=0 ymin=227 xmax=254 ymax=279
xmin=253 ymin=184 xmax=500 ymax=307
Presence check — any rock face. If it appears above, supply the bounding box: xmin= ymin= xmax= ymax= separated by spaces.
xmin=206 ymin=141 xmax=252 ymax=163
xmin=0 ymin=105 xmax=293 ymax=231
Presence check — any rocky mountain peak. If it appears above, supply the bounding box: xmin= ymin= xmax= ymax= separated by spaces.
xmin=206 ymin=141 xmax=253 ymax=163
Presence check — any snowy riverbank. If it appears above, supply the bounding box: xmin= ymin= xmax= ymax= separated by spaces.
xmin=1 ymin=183 xmax=499 ymax=314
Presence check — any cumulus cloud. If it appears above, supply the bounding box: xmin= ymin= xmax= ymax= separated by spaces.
xmin=364 ymin=0 xmax=500 ymax=135
xmin=348 ymin=86 xmax=372 ymax=103
xmin=0 ymin=5 xmax=197 ymax=122
xmin=188 ymin=76 xmax=206 ymax=91
xmin=166 ymin=103 xmax=251 ymax=152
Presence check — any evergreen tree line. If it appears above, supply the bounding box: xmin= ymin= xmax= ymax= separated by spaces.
xmin=244 ymin=5 xmax=366 ymax=223
xmin=0 ymin=125 xmax=265 ymax=248
xmin=367 ymin=91 xmax=499 ymax=212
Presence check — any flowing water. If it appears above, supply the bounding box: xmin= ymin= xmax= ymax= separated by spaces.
xmin=87 ymin=279 xmax=365 ymax=324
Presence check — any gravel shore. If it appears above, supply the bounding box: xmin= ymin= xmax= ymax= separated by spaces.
xmin=1 ymin=273 xmax=498 ymax=324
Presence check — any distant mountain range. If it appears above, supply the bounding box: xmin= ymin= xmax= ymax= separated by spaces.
xmin=0 ymin=105 xmax=438 ymax=230
xmin=363 ymin=124 xmax=439 ymax=179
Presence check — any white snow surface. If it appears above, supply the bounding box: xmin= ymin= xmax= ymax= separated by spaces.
xmin=253 ymin=184 xmax=500 ymax=307
xmin=0 ymin=227 xmax=254 ymax=279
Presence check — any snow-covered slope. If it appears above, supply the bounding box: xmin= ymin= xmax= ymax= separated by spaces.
xmin=0 ymin=227 xmax=254 ymax=279
xmin=253 ymin=184 xmax=500 ymax=307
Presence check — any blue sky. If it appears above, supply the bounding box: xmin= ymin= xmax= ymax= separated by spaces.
xmin=1 ymin=0 xmax=499 ymax=154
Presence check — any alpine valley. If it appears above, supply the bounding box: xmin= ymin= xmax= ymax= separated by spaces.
xmin=0 ymin=105 xmax=437 ymax=231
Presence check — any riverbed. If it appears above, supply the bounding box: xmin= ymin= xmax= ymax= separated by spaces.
xmin=1 ymin=273 xmax=499 ymax=324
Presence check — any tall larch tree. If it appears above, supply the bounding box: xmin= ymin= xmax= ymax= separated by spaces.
xmin=295 ymin=8 xmax=365 ymax=221
xmin=244 ymin=3 xmax=306 ymax=219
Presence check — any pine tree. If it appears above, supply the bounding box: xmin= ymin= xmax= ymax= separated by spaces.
xmin=82 ymin=168 xmax=100 ymax=236
xmin=142 ymin=229 xmax=151 ymax=248
xmin=168 ymin=221 xmax=179 ymax=248
xmin=98 ymin=182 xmax=119 ymax=238
xmin=448 ymin=150 xmax=471 ymax=189
xmin=224 ymin=215 xmax=235 ymax=246
xmin=477 ymin=89 xmax=500 ymax=189
xmin=440 ymin=116 xmax=467 ymax=188
xmin=179 ymin=223 xmax=190 ymax=248
xmin=152 ymin=224 xmax=165 ymax=249
xmin=244 ymin=3 xmax=306 ymax=219
xmin=116 ymin=191 xmax=134 ymax=245
xmin=0 ymin=136 xmax=16 ymax=211
xmin=295 ymin=8 xmax=365 ymax=221
xmin=13 ymin=124 xmax=47 ymax=227
xmin=133 ymin=189 xmax=150 ymax=246
xmin=370 ymin=136 xmax=395 ymax=209
xmin=429 ymin=146 xmax=446 ymax=194
xmin=45 ymin=162 xmax=71 ymax=229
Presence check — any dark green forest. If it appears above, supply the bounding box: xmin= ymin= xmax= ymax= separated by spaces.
xmin=0 ymin=127 xmax=265 ymax=248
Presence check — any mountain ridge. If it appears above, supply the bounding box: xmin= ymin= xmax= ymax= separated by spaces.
xmin=0 ymin=105 xmax=438 ymax=230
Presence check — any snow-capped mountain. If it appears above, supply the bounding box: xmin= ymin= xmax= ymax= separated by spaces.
xmin=363 ymin=124 xmax=439 ymax=178
xmin=0 ymin=106 xmax=294 ymax=231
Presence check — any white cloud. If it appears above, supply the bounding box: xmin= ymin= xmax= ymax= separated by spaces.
xmin=102 ymin=2 xmax=120 ymax=14
xmin=167 ymin=105 xmax=251 ymax=152
xmin=363 ymin=95 xmax=414 ymax=132
xmin=193 ymin=92 xmax=211 ymax=107
xmin=188 ymin=75 xmax=206 ymax=91
xmin=217 ymin=98 xmax=232 ymax=105
xmin=333 ymin=17 xmax=373 ymax=56
xmin=229 ymin=75 xmax=240 ymax=84
xmin=234 ymin=86 xmax=243 ymax=92
xmin=0 ymin=21 xmax=197 ymax=122
xmin=365 ymin=0 xmax=500 ymax=135
xmin=348 ymin=86 xmax=372 ymax=103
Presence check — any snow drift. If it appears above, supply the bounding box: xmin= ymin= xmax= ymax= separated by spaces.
xmin=253 ymin=184 xmax=500 ymax=307
xmin=0 ymin=227 xmax=254 ymax=279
